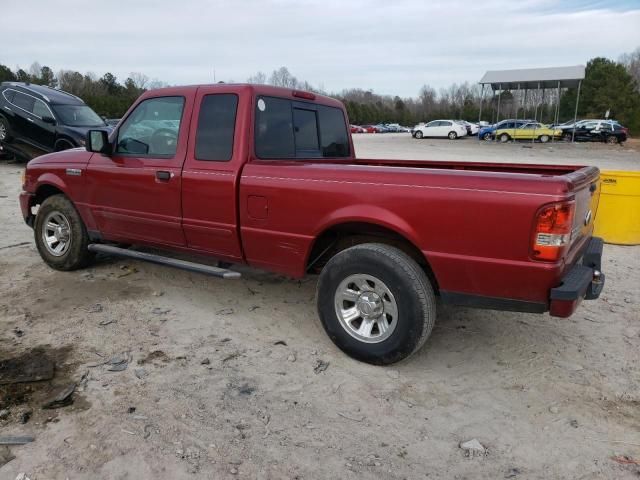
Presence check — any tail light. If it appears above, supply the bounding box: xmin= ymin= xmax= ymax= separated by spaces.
xmin=532 ymin=201 xmax=575 ymax=261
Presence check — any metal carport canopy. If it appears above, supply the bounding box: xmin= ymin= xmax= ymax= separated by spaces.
xmin=479 ymin=65 xmax=585 ymax=90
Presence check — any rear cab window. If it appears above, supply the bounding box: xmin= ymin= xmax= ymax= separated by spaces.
xmin=255 ymin=95 xmax=350 ymax=159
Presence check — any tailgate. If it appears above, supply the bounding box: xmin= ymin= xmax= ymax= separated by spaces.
xmin=567 ymin=166 xmax=601 ymax=250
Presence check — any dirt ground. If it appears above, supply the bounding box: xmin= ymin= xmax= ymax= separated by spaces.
xmin=1 ymin=137 xmax=639 ymax=479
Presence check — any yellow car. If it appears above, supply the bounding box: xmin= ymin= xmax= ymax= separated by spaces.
xmin=495 ymin=122 xmax=562 ymax=143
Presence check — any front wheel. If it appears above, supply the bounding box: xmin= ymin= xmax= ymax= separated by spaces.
xmin=499 ymin=133 xmax=510 ymax=143
xmin=414 ymin=131 xmax=423 ymax=139
xmin=0 ymin=116 xmax=12 ymax=142
xmin=538 ymin=134 xmax=550 ymax=143
xmin=34 ymin=194 xmax=94 ymax=271
xmin=448 ymin=131 xmax=458 ymax=140
xmin=482 ymin=132 xmax=493 ymax=141
xmin=317 ymin=243 xmax=436 ymax=365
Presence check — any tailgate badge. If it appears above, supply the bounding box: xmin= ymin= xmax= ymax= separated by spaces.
xmin=584 ymin=210 xmax=592 ymax=226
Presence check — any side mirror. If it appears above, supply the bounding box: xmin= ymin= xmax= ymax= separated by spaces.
xmin=86 ymin=130 xmax=112 ymax=155
xmin=41 ymin=116 xmax=56 ymax=125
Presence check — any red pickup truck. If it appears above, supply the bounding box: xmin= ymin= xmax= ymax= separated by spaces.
xmin=19 ymin=84 xmax=605 ymax=364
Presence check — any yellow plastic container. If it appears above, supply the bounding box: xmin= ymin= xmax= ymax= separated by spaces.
xmin=593 ymin=170 xmax=640 ymax=245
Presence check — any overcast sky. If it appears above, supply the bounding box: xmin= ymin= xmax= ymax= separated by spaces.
xmin=3 ymin=0 xmax=640 ymax=97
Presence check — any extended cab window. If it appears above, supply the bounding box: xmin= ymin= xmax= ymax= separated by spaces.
xmin=195 ymin=94 xmax=238 ymax=161
xmin=255 ymin=96 xmax=349 ymax=159
xmin=117 ymin=96 xmax=185 ymax=157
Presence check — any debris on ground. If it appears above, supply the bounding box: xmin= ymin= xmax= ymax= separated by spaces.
xmin=99 ymin=319 xmax=115 ymax=326
xmin=42 ymin=383 xmax=76 ymax=409
xmin=0 ymin=409 xmax=9 ymax=420
xmin=273 ymin=340 xmax=287 ymax=346
xmin=0 ymin=436 xmax=35 ymax=445
xmin=216 ymin=308 xmax=234 ymax=315
xmin=611 ymin=455 xmax=640 ymax=465
xmin=0 ymin=445 xmax=14 ymax=467
xmin=505 ymin=467 xmax=522 ymax=478
xmin=222 ymin=352 xmax=242 ymax=363
xmin=15 ymin=473 xmax=31 ymax=480
xmin=86 ymin=303 xmax=103 ymax=313
xmin=19 ymin=410 xmax=32 ymax=424
xmin=151 ymin=307 xmax=171 ymax=315
xmin=201 ymin=358 xmax=211 ymax=365
xmin=106 ymin=354 xmax=130 ymax=372
xmin=460 ymin=438 xmax=486 ymax=457
xmin=287 ymin=354 xmax=296 ymax=362
xmin=0 ymin=353 xmax=54 ymax=385
xmin=117 ymin=265 xmax=138 ymax=277
xmin=13 ymin=328 xmax=24 ymax=338
xmin=313 ymin=359 xmax=329 ymax=374
xmin=134 ymin=368 xmax=149 ymax=379
xmin=549 ymin=406 xmax=559 ymax=414
xmin=569 ymin=419 xmax=579 ymax=428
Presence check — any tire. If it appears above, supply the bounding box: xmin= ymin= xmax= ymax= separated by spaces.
xmin=482 ymin=132 xmax=493 ymax=141
xmin=562 ymin=132 xmax=573 ymax=142
xmin=54 ymin=139 xmax=76 ymax=151
xmin=538 ymin=135 xmax=550 ymax=143
xmin=34 ymin=194 xmax=94 ymax=271
xmin=0 ymin=116 xmax=12 ymax=142
xmin=317 ymin=243 xmax=436 ymax=365
xmin=606 ymin=135 xmax=619 ymax=145
xmin=499 ymin=133 xmax=510 ymax=143
xmin=414 ymin=131 xmax=423 ymax=139
xmin=448 ymin=131 xmax=457 ymax=140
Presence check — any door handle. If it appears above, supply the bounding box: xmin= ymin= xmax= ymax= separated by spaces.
xmin=27 ymin=117 xmax=34 ymax=123
xmin=156 ymin=170 xmax=172 ymax=181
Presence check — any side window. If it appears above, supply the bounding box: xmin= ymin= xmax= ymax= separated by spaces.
xmin=116 ymin=96 xmax=185 ymax=156
xmin=255 ymin=96 xmax=295 ymax=159
xmin=600 ymin=123 xmax=612 ymax=132
xmin=293 ymin=108 xmax=320 ymax=154
xmin=317 ymin=105 xmax=349 ymax=157
xmin=441 ymin=121 xmax=452 ymax=127
xmin=12 ymin=92 xmax=35 ymax=112
xmin=3 ymin=89 xmax=15 ymax=103
xmin=426 ymin=121 xmax=437 ymax=128
xmin=32 ymin=99 xmax=50 ymax=118
xmin=195 ymin=94 xmax=238 ymax=162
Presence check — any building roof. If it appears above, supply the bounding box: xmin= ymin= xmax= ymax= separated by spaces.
xmin=479 ymin=65 xmax=585 ymax=90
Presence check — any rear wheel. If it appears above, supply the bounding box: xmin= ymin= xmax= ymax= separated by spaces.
xmin=448 ymin=131 xmax=457 ymax=140
xmin=317 ymin=243 xmax=436 ymax=365
xmin=0 ymin=117 xmax=12 ymax=142
xmin=34 ymin=194 xmax=94 ymax=271
xmin=562 ymin=132 xmax=573 ymax=142
xmin=538 ymin=134 xmax=550 ymax=143
xmin=606 ymin=135 xmax=619 ymax=145
xmin=414 ymin=131 xmax=423 ymax=139
xmin=499 ymin=133 xmax=510 ymax=143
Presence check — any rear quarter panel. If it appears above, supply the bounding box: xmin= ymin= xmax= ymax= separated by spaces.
xmin=240 ymin=161 xmax=579 ymax=303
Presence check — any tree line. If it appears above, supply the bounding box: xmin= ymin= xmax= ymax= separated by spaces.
xmin=1 ymin=48 xmax=639 ymax=132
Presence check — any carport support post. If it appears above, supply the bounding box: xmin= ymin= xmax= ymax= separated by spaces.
xmin=553 ymin=81 xmax=561 ymax=144
xmin=495 ymin=83 xmax=502 ymax=142
xmin=478 ymin=84 xmax=485 ymax=140
xmin=532 ymin=82 xmax=540 ymax=143
xmin=571 ymin=80 xmax=582 ymax=143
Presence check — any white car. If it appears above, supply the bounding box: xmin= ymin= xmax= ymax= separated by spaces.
xmin=457 ymin=120 xmax=479 ymax=135
xmin=413 ymin=120 xmax=467 ymax=140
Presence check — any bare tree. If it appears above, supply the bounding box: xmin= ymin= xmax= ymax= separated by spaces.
xmin=247 ymin=71 xmax=267 ymax=84
xmin=129 ymin=72 xmax=149 ymax=90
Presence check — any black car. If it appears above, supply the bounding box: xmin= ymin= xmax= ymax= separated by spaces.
xmin=0 ymin=82 xmax=111 ymax=157
xmin=562 ymin=120 xmax=627 ymax=144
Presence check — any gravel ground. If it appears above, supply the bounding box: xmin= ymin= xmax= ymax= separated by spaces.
xmin=1 ymin=139 xmax=639 ymax=479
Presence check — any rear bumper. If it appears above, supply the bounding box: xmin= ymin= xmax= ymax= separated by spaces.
xmin=549 ymin=237 xmax=605 ymax=317
xmin=19 ymin=191 xmax=35 ymax=227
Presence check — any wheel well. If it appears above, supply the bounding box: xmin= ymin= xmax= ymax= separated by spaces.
xmin=307 ymin=222 xmax=439 ymax=292
xmin=34 ymin=184 xmax=64 ymax=205
xmin=55 ymin=137 xmax=76 ymax=150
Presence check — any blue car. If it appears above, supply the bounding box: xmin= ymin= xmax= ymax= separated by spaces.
xmin=478 ymin=119 xmax=533 ymax=141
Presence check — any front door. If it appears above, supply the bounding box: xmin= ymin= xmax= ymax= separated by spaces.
xmin=28 ymin=98 xmax=57 ymax=150
xmin=86 ymin=93 xmax=194 ymax=246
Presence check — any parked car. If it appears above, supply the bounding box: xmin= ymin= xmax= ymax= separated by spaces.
xmin=455 ymin=120 xmax=479 ymax=136
xmin=0 ymin=82 xmax=112 ymax=159
xmin=564 ymin=120 xmax=628 ymax=144
xmin=361 ymin=124 xmax=380 ymax=133
xmin=413 ymin=120 xmax=467 ymax=140
xmin=478 ymin=119 xmax=533 ymax=141
xmin=495 ymin=122 xmax=562 ymax=143
xmin=350 ymin=125 xmax=365 ymax=133
xmin=19 ymin=84 xmax=605 ymax=365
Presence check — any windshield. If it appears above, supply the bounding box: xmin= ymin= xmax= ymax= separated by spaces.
xmin=53 ymin=105 xmax=105 ymax=127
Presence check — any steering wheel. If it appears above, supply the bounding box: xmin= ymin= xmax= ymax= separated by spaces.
xmin=149 ymin=128 xmax=178 ymax=155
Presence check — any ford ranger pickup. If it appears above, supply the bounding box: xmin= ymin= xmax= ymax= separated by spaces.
xmin=19 ymin=84 xmax=605 ymax=364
